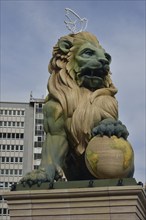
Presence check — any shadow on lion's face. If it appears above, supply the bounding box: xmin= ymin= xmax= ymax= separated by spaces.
xmin=75 ymin=42 xmax=111 ymax=90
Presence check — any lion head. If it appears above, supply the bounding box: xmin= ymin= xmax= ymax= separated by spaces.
xmin=49 ymin=31 xmax=113 ymax=88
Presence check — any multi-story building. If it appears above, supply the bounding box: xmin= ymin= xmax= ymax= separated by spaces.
xmin=0 ymin=96 xmax=45 ymax=219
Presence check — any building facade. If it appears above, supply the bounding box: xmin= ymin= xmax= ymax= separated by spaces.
xmin=0 ymin=97 xmax=45 ymax=219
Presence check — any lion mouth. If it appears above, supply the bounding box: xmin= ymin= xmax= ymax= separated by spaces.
xmin=77 ymin=66 xmax=110 ymax=90
xmin=80 ymin=66 xmax=109 ymax=79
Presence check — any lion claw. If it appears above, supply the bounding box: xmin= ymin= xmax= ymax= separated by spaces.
xmin=92 ymin=118 xmax=129 ymax=140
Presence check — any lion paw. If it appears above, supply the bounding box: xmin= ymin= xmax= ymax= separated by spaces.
xmin=19 ymin=169 xmax=50 ymax=187
xmin=92 ymin=118 xmax=129 ymax=140
xmin=19 ymin=164 xmax=66 ymax=187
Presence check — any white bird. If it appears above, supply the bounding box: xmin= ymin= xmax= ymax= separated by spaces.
xmin=64 ymin=8 xmax=88 ymax=34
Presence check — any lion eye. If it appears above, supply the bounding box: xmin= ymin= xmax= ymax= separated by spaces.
xmin=82 ymin=49 xmax=95 ymax=57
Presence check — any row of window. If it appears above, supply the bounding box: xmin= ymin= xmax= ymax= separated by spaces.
xmin=0 ymin=169 xmax=22 ymax=176
xmin=1 ymin=157 xmax=23 ymax=163
xmin=0 ymin=132 xmax=24 ymax=139
xmin=0 ymin=121 xmax=24 ymax=127
xmin=0 ymin=144 xmax=23 ymax=151
xmin=0 ymin=109 xmax=25 ymax=116
xmin=0 ymin=208 xmax=9 ymax=216
xmin=0 ymin=181 xmax=17 ymax=188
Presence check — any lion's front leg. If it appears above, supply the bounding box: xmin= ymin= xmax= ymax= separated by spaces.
xmin=92 ymin=118 xmax=129 ymax=140
xmin=39 ymin=132 xmax=68 ymax=182
xmin=20 ymin=100 xmax=68 ymax=186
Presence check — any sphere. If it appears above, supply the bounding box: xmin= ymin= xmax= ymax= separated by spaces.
xmin=85 ymin=135 xmax=134 ymax=179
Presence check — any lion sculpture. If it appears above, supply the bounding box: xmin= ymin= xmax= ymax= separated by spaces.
xmin=21 ymin=32 xmax=134 ymax=185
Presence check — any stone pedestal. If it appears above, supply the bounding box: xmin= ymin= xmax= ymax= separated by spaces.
xmin=4 ymin=182 xmax=146 ymax=220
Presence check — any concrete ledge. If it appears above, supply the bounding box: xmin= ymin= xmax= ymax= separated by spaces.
xmin=13 ymin=178 xmax=137 ymax=191
xmin=4 ymin=184 xmax=146 ymax=220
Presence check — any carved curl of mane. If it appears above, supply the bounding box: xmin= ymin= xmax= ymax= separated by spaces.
xmin=47 ymin=32 xmax=118 ymax=154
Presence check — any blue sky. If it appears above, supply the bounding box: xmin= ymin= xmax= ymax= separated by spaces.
xmin=0 ymin=0 xmax=145 ymax=184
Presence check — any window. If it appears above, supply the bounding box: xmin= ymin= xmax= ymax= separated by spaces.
xmin=21 ymin=110 xmax=25 ymax=115
xmin=2 ymin=145 xmax=5 ymax=150
xmin=4 ymin=121 xmax=7 ymax=126
xmin=4 ymin=110 xmax=7 ymax=115
xmin=17 ymin=122 xmax=20 ymax=127
xmin=13 ymin=110 xmax=16 ymax=115
xmin=16 ymin=145 xmax=19 ymax=150
xmin=21 ymin=122 xmax=24 ymax=127
xmin=11 ymin=158 xmax=14 ymax=163
xmin=13 ymin=122 xmax=15 ymax=126
xmin=17 ymin=110 xmax=20 ymax=115
xmin=15 ymin=158 xmax=18 ymax=162
xmin=34 ymin=153 xmax=41 ymax=160
xmin=35 ymin=119 xmax=43 ymax=124
xmin=34 ymin=142 xmax=42 ymax=148
xmin=36 ymin=103 xmax=43 ymax=113
xmin=10 ymin=170 xmax=13 ymax=175
xmin=20 ymin=145 xmax=23 ymax=150
xmin=9 ymin=110 xmax=12 ymax=115
xmin=1 ymin=169 xmax=4 ymax=175
xmin=16 ymin=133 xmax=19 ymax=139
xmin=0 ymin=121 xmax=2 ymax=126
xmin=2 ymin=157 xmax=5 ymax=162
xmin=3 ymin=208 xmax=7 ymax=215
xmin=36 ymin=108 xmax=43 ymax=113
xmin=7 ymin=145 xmax=10 ymax=150
xmin=12 ymin=133 xmax=15 ymax=139
xmin=7 ymin=133 xmax=11 ymax=138
xmin=0 ymin=182 xmax=4 ymax=187
xmin=5 ymin=182 xmax=8 ymax=188
xmin=11 ymin=145 xmax=15 ymax=150
xmin=34 ymin=165 xmax=39 ymax=170
xmin=19 ymin=170 xmax=22 ymax=175
xmin=38 ymin=137 xmax=42 ymax=142
xmin=19 ymin=157 xmax=23 ymax=163
xmin=20 ymin=133 xmax=24 ymax=139
xmin=0 ymin=110 xmax=3 ymax=115
xmin=3 ymin=133 xmax=6 ymax=138
xmin=35 ymin=130 xmax=44 ymax=136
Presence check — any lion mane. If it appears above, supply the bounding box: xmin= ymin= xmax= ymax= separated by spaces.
xmin=47 ymin=32 xmax=118 ymax=154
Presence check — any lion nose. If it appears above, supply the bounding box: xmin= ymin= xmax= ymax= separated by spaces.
xmin=99 ymin=59 xmax=109 ymax=65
